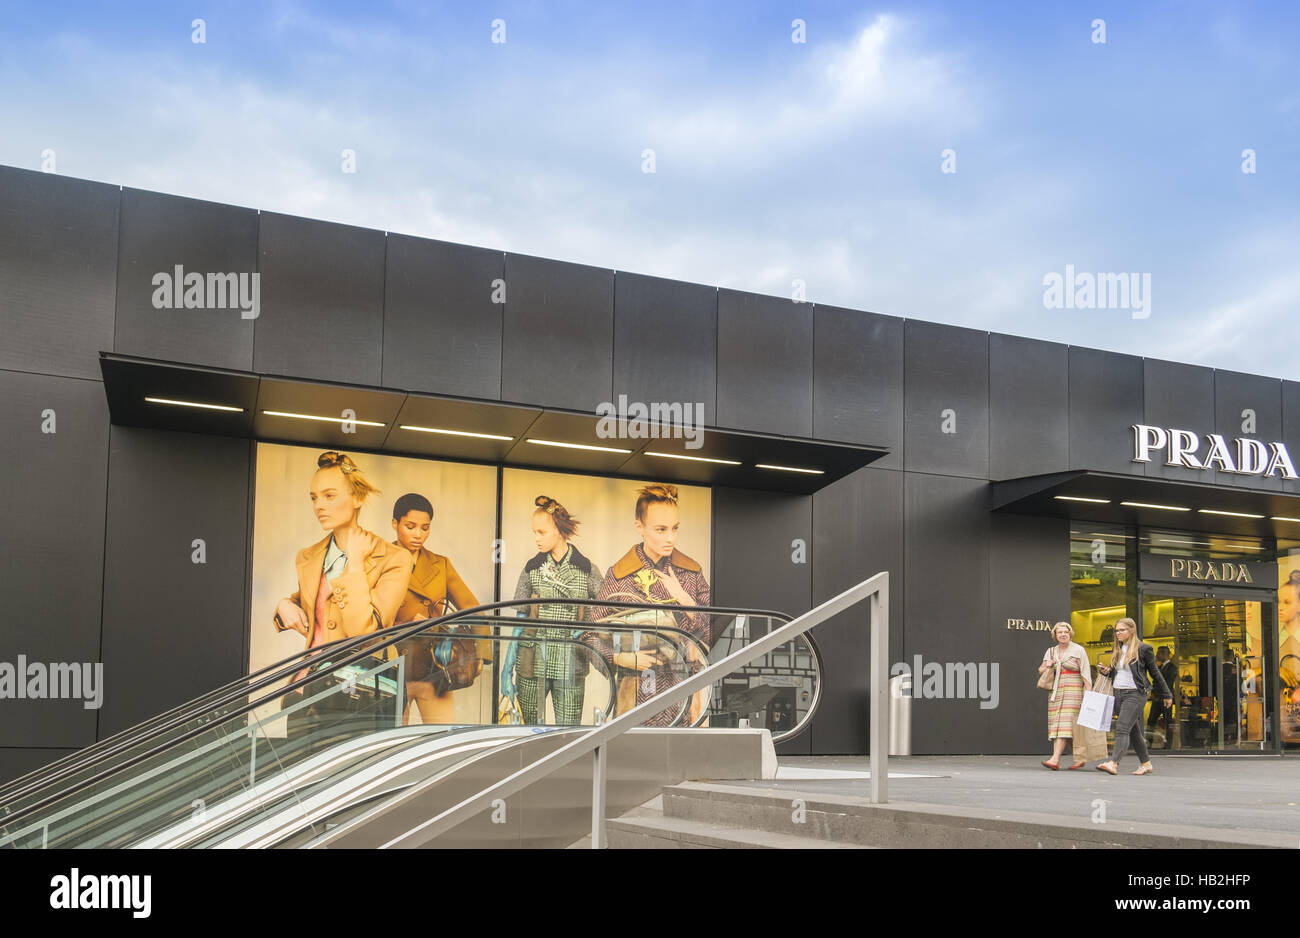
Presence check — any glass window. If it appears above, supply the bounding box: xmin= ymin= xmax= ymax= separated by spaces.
xmin=1069 ymin=524 xmax=1134 ymax=661
xmin=1139 ymin=530 xmax=1270 ymax=563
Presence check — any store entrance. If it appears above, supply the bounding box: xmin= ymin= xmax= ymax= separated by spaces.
xmin=1138 ymin=585 xmax=1274 ymax=753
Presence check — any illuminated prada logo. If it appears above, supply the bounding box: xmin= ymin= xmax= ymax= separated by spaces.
xmin=1131 ymin=424 xmax=1298 ymax=479
xmin=1005 ymin=618 xmax=1052 ymax=631
xmin=1168 ymin=558 xmax=1253 ymax=583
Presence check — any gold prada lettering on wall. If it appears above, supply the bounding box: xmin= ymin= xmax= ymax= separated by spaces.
xmin=1005 ymin=618 xmax=1053 ymax=631
xmin=1167 ymin=558 xmax=1253 ymax=583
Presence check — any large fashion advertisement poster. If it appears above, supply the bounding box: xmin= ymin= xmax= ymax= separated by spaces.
xmin=498 ymin=468 xmax=712 ymax=726
xmin=1277 ymin=554 xmax=1300 ymax=744
xmin=249 ymin=443 xmax=498 ymax=730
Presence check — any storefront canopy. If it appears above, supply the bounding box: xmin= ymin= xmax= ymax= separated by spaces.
xmin=99 ymin=352 xmax=887 ymax=495
xmin=992 ymin=469 xmax=1300 ymax=538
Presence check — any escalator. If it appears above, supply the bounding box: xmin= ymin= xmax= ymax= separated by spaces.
xmin=0 ymin=598 xmax=823 ymax=849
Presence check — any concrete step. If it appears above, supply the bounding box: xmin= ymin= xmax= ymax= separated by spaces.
xmin=607 ymin=813 xmax=867 ymax=849
xmin=657 ymin=781 xmax=1297 ymax=849
xmin=604 ymin=795 xmax=865 ymax=849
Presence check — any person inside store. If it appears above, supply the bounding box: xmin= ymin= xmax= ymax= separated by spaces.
xmin=499 ymin=495 xmax=605 ymax=725
xmin=389 ymin=492 xmax=491 ymax=725
xmin=1038 ymin=622 xmax=1093 ymax=769
xmin=1145 ymin=645 xmax=1177 ymax=750
xmin=1094 ymin=617 xmax=1173 ymax=776
xmin=1221 ymin=649 xmax=1241 ymax=743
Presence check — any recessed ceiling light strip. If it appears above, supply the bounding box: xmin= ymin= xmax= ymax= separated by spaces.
xmin=644 ymin=451 xmax=742 ymax=466
xmin=400 ymin=425 xmax=513 ymax=441
xmin=262 ymin=410 xmax=385 ymax=427
xmin=526 ymin=438 xmax=632 ymax=454
xmin=145 ymin=396 xmax=244 ymax=413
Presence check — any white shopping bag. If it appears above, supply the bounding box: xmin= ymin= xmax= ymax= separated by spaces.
xmin=1076 ymin=690 xmax=1115 ymax=731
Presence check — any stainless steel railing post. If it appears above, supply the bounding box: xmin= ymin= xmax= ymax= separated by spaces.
xmin=591 ymin=744 xmax=607 ymax=849
xmin=869 ymin=579 xmax=889 ymax=804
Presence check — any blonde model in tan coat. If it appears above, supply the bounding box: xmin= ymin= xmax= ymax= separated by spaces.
xmin=272 ymin=452 xmax=410 ymax=650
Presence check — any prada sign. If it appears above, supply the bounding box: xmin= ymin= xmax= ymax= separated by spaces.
xmin=1131 ymin=424 xmax=1298 ymax=479
xmin=1005 ymin=617 xmax=1053 ymax=632
xmin=1138 ymin=553 xmax=1277 ymax=589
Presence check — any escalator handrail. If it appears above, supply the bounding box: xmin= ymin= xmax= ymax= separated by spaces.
xmin=0 ymin=597 xmax=784 ymax=806
xmin=0 ymin=642 xmax=357 ymax=802
xmin=0 ymin=630 xmax=637 ymax=846
xmin=374 ymin=572 xmax=888 ymax=849
xmin=704 ymin=625 xmax=826 ymax=746
xmin=0 ymin=599 xmax=785 ymax=829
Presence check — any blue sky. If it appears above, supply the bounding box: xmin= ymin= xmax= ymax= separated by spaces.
xmin=2 ymin=1 xmax=1297 ymax=376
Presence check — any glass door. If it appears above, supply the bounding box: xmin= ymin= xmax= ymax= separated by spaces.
xmin=1138 ymin=587 xmax=1274 ymax=752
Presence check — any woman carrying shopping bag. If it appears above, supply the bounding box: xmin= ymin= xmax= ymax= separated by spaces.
xmin=1038 ymin=622 xmax=1092 ymax=769
xmin=1095 ymin=617 xmax=1173 ymax=776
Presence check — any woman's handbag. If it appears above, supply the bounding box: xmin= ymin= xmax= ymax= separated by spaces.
xmin=428 ymin=624 xmax=482 ymax=696
xmin=397 ymin=599 xmax=482 ymax=696
xmin=497 ymin=692 xmax=523 ymax=725
xmin=1037 ymin=649 xmax=1059 ymax=690
xmin=592 ymin=592 xmax=704 ymax=724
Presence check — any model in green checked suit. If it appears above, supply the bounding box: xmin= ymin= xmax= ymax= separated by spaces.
xmin=502 ymin=495 xmax=604 ymax=725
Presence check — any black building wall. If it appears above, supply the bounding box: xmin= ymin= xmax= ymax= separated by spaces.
xmin=3 ymin=163 xmax=1297 ymax=780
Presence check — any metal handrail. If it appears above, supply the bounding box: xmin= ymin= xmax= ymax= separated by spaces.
xmin=0 ymin=642 xmax=338 ymax=802
xmin=0 ymin=600 xmax=788 ymax=832
xmin=378 ymin=572 xmax=889 ymax=849
xmin=702 ymin=624 xmax=825 ymax=745
xmin=0 ymin=597 xmax=788 ymax=812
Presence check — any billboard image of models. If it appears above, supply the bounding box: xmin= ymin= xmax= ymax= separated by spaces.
xmin=1277 ymin=555 xmax=1300 ymax=746
xmin=251 ymin=443 xmax=498 ymax=727
xmin=498 ymin=469 xmax=712 ymax=727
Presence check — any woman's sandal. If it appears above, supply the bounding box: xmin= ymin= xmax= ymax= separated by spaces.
xmin=1067 ymin=762 xmax=1087 ymax=770
xmin=1132 ymin=763 xmax=1155 ymax=776
xmin=1041 ymin=760 xmax=1060 ymax=770
xmin=1096 ymin=762 xmax=1118 ymax=775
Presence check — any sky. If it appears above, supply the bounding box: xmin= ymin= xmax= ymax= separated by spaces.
xmin=1 ymin=1 xmax=1297 ymax=377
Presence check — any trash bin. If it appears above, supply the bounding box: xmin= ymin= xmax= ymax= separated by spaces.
xmin=889 ymin=672 xmax=912 ymax=756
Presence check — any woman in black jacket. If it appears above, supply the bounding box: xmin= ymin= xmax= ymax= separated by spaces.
xmin=1095 ymin=617 xmax=1173 ymax=776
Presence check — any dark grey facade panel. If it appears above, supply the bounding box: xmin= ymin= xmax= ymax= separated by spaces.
xmin=0 ymin=371 xmax=108 ymax=748
xmin=500 ymin=253 xmax=614 ymax=413
xmin=986 ymin=512 xmax=1070 ymax=754
xmin=710 ymin=487 xmax=813 ymax=754
xmin=382 ymin=236 xmax=504 ymax=399
xmin=252 ymin=212 xmax=386 ymax=386
xmin=716 ymin=289 xmax=813 ymax=437
xmin=0 ymin=166 xmax=119 ymax=380
xmin=1068 ymin=346 xmax=1143 ymax=474
xmin=812 ymin=304 xmax=903 ymax=465
xmin=1285 ymin=380 xmax=1300 ymax=496
xmin=114 ymin=187 xmax=259 ymax=371
xmin=810 ymin=466 xmax=903 ymax=755
xmin=0 ymin=747 xmax=77 ymax=786
xmin=613 ymin=272 xmax=717 ymax=426
xmin=1213 ymin=370 xmax=1283 ymax=491
xmin=904 ymin=473 xmax=991 ymax=754
xmin=97 ymin=428 xmax=251 ymax=737
xmin=903 ymin=321 xmax=989 ymax=478
xmin=989 ymin=333 xmax=1068 ymax=481
xmin=1142 ymin=358 xmax=1216 ymax=484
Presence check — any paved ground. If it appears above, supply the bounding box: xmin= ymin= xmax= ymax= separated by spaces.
xmin=732 ymin=754 xmax=1300 ymax=838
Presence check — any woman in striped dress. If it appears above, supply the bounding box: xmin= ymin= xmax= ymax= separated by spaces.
xmin=1039 ymin=621 xmax=1092 ymax=769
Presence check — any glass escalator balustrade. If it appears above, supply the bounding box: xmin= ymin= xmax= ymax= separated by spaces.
xmin=0 ymin=598 xmax=821 ymax=849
